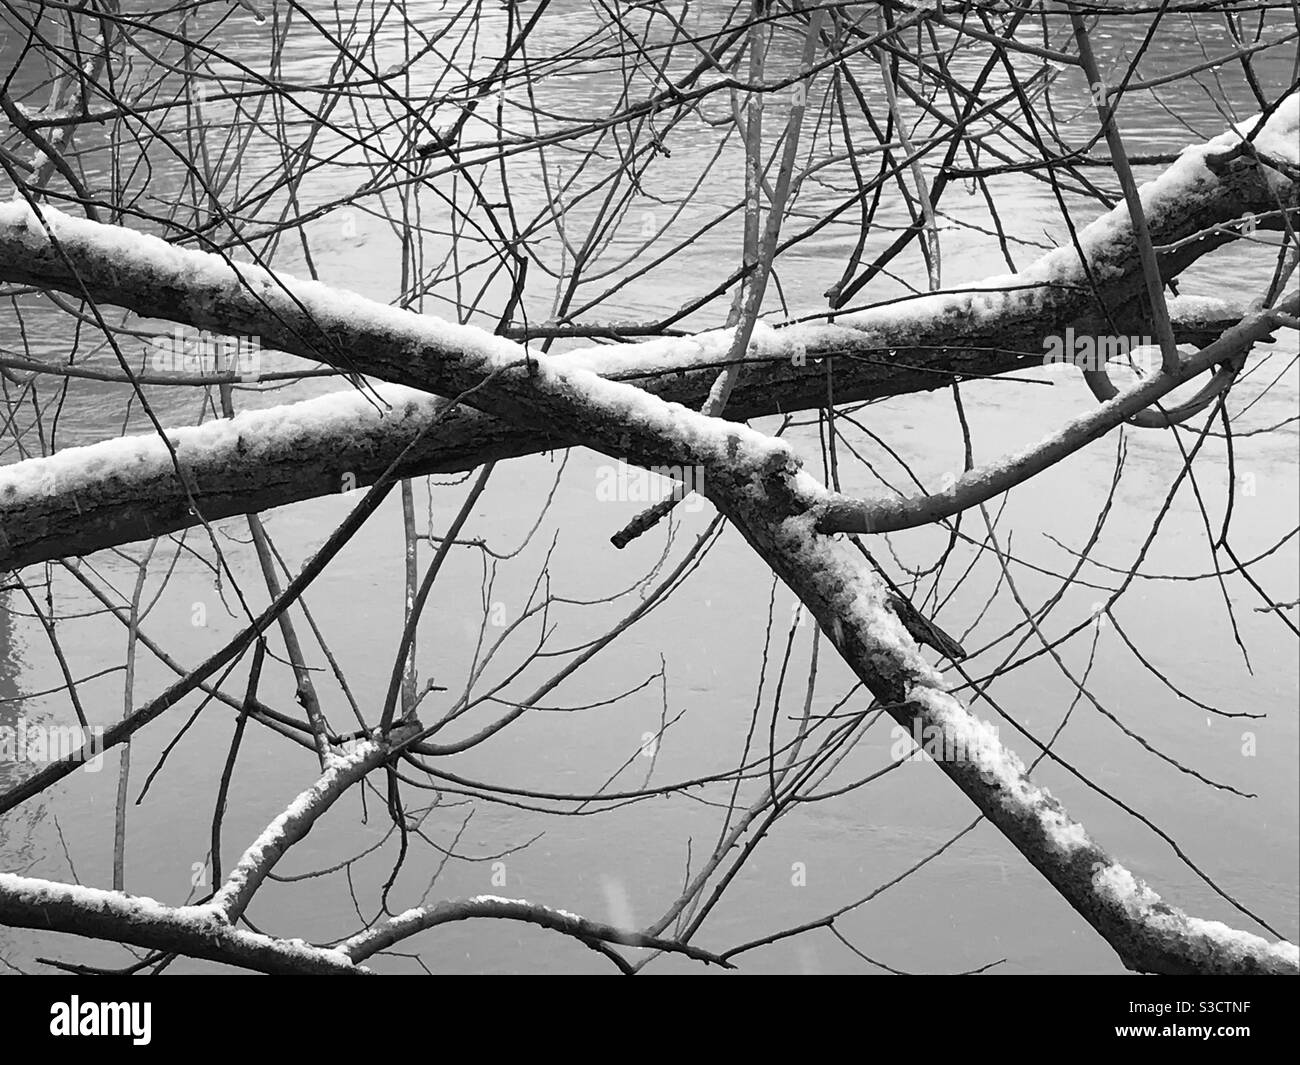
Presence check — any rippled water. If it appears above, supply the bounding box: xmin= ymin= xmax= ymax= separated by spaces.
xmin=1 ymin=3 xmax=1296 ymax=974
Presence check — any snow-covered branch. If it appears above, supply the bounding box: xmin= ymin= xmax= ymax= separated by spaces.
xmin=339 ymin=895 xmax=732 ymax=968
xmin=815 ymin=293 xmax=1299 ymax=534
xmin=0 ymin=304 xmax=1241 ymax=572
xmin=0 ymin=729 xmax=736 ymax=973
xmin=0 ymin=730 xmax=730 ymax=974
xmin=0 ymin=874 xmax=362 ymax=975
xmin=0 ymin=96 xmax=1294 ymax=569
xmin=208 ymin=736 xmax=404 ymax=921
xmin=0 ymin=872 xmax=735 ymax=975
xmin=711 ymin=468 xmax=1299 ymax=974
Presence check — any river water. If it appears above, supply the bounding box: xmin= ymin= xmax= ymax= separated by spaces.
xmin=0 ymin=2 xmax=1296 ymax=974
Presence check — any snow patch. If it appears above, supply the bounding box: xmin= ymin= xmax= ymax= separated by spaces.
xmin=1092 ymin=862 xmax=1300 ymax=970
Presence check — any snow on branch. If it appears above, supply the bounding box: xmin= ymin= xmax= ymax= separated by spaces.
xmin=0 ymin=302 xmax=1245 ymax=572
xmin=1 ymin=732 xmax=733 ymax=973
xmin=0 ymin=191 xmax=796 ymax=488
xmin=815 ymin=293 xmax=1299 ymax=534
xmin=714 ymin=480 xmax=1300 ymax=974
xmin=207 ymin=735 xmax=402 ymax=921
xmin=0 ymin=873 xmax=361 ymax=975
xmin=0 ymin=97 xmax=1295 ymax=569
xmin=340 ymin=895 xmax=733 ymax=968
xmin=828 ymin=92 xmax=1298 ymax=338
xmin=0 ymin=872 xmax=733 ymax=974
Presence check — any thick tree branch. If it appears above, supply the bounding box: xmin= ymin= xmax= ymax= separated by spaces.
xmin=0 ymin=874 xmax=363 ymax=974
xmin=814 ymin=293 xmax=1299 ymax=534
xmin=711 ymin=469 xmax=1299 ymax=974
xmin=0 ymin=95 xmax=1295 ymax=569
xmin=0 ymin=305 xmax=1242 ymax=572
